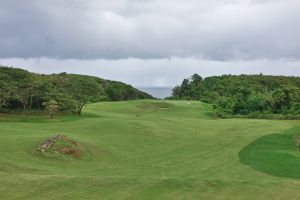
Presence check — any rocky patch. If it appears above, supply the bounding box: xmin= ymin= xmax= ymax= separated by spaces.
xmin=37 ymin=135 xmax=80 ymax=158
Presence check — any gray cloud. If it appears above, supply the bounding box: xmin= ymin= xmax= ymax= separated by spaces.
xmin=0 ymin=0 xmax=299 ymax=60
xmin=1 ymin=57 xmax=300 ymax=87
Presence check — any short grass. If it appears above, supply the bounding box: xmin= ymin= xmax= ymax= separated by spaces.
xmin=239 ymin=126 xmax=300 ymax=178
xmin=1 ymin=100 xmax=300 ymax=200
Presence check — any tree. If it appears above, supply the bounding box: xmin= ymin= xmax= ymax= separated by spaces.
xmin=246 ymin=94 xmax=271 ymax=113
xmin=43 ymin=100 xmax=60 ymax=119
xmin=191 ymin=74 xmax=203 ymax=84
xmin=15 ymin=83 xmax=33 ymax=111
xmin=1 ymin=66 xmax=153 ymax=113
xmin=271 ymin=87 xmax=296 ymax=113
xmin=172 ymin=86 xmax=182 ymax=99
xmin=11 ymin=69 xmax=35 ymax=111
xmin=66 ymin=76 xmax=103 ymax=115
xmin=171 ymin=74 xmax=300 ymax=117
xmin=0 ymin=81 xmax=11 ymax=109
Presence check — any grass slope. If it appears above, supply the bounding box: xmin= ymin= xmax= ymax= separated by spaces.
xmin=1 ymin=100 xmax=300 ymax=200
xmin=239 ymin=126 xmax=300 ymax=178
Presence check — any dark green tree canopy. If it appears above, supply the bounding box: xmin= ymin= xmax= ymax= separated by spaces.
xmin=171 ymin=74 xmax=300 ymax=117
xmin=0 ymin=66 xmax=153 ymax=114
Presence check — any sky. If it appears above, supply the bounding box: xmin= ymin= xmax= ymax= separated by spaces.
xmin=0 ymin=0 xmax=299 ymax=87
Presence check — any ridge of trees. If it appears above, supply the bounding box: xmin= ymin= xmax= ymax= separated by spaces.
xmin=0 ymin=66 xmax=153 ymax=115
xmin=170 ymin=74 xmax=300 ymax=119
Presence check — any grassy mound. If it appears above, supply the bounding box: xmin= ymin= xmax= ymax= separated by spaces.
xmin=239 ymin=126 xmax=300 ymax=178
xmin=37 ymin=135 xmax=80 ymax=158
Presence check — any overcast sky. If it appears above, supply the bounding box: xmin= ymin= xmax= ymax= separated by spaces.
xmin=0 ymin=0 xmax=299 ymax=87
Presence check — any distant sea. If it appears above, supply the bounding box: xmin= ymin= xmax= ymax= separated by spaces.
xmin=138 ymin=87 xmax=173 ymax=99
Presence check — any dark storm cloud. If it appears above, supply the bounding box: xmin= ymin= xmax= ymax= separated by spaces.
xmin=0 ymin=0 xmax=299 ymax=60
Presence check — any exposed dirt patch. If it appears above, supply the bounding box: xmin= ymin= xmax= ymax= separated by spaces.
xmin=37 ymin=135 xmax=80 ymax=158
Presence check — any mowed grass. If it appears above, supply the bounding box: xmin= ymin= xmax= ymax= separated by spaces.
xmin=239 ymin=126 xmax=300 ymax=178
xmin=1 ymin=100 xmax=300 ymax=200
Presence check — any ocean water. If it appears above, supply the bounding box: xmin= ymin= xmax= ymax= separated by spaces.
xmin=138 ymin=87 xmax=173 ymax=99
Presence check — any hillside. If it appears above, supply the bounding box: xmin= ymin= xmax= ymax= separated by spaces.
xmin=0 ymin=66 xmax=153 ymax=114
xmin=1 ymin=100 xmax=300 ymax=199
xmin=171 ymin=74 xmax=300 ymax=118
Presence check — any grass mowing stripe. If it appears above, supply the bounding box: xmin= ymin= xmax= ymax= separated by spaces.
xmin=1 ymin=100 xmax=300 ymax=199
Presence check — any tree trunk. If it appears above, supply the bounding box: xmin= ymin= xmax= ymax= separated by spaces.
xmin=77 ymin=104 xmax=85 ymax=115
xmin=0 ymin=98 xmax=5 ymax=109
xmin=78 ymin=106 xmax=82 ymax=115
xmin=29 ymin=96 xmax=33 ymax=111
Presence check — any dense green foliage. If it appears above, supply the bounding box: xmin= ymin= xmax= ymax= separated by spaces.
xmin=0 ymin=66 xmax=152 ymax=114
xmin=43 ymin=100 xmax=60 ymax=119
xmin=171 ymin=74 xmax=300 ymax=118
xmin=1 ymin=100 xmax=300 ymax=199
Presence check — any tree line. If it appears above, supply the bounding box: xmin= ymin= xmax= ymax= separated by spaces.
xmin=170 ymin=74 xmax=300 ymax=119
xmin=0 ymin=66 xmax=153 ymax=117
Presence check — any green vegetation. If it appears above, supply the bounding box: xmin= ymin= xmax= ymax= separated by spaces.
xmin=171 ymin=74 xmax=300 ymax=119
xmin=0 ymin=66 xmax=153 ymax=115
xmin=239 ymin=126 xmax=300 ymax=179
xmin=43 ymin=100 xmax=60 ymax=119
xmin=1 ymin=100 xmax=300 ymax=199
